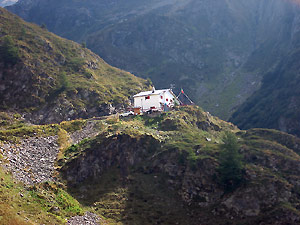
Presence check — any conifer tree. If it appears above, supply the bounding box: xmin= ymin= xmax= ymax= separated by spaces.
xmin=218 ymin=131 xmax=244 ymax=192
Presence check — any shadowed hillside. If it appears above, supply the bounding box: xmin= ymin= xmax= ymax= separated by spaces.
xmin=230 ymin=47 xmax=300 ymax=137
xmin=7 ymin=0 xmax=300 ymax=119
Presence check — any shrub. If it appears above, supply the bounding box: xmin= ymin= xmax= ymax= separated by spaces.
xmin=0 ymin=35 xmax=20 ymax=65
xmin=40 ymin=23 xmax=47 ymax=30
xmin=66 ymin=57 xmax=85 ymax=71
xmin=47 ymin=72 xmax=71 ymax=101
xmin=55 ymin=189 xmax=83 ymax=215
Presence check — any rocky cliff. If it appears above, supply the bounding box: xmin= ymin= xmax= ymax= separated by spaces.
xmin=0 ymin=7 xmax=149 ymax=124
xmin=6 ymin=0 xmax=300 ymax=119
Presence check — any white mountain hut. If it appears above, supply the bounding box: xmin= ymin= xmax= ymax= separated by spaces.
xmin=133 ymin=87 xmax=179 ymax=114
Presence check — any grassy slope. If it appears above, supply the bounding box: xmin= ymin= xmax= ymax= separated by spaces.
xmin=0 ymin=112 xmax=104 ymax=224
xmin=2 ymin=106 xmax=300 ymax=224
xmin=0 ymin=167 xmax=85 ymax=225
xmin=0 ymin=7 xmax=149 ymax=118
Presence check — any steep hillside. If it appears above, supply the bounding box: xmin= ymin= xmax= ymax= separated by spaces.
xmin=2 ymin=106 xmax=300 ymax=224
xmin=6 ymin=0 xmax=300 ymax=119
xmin=60 ymin=106 xmax=300 ymax=225
xmin=230 ymin=47 xmax=300 ymax=137
xmin=0 ymin=7 xmax=149 ymax=124
xmin=0 ymin=111 xmax=102 ymax=224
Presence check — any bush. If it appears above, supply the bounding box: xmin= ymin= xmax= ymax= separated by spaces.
xmin=81 ymin=42 xmax=86 ymax=48
xmin=0 ymin=35 xmax=20 ymax=65
xmin=47 ymin=72 xmax=71 ymax=101
xmin=40 ymin=23 xmax=47 ymax=30
xmin=217 ymin=131 xmax=244 ymax=192
xmin=66 ymin=57 xmax=85 ymax=71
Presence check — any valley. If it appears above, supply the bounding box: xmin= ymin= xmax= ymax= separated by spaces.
xmin=7 ymin=0 xmax=300 ymax=122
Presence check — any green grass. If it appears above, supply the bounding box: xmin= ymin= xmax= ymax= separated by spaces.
xmin=0 ymin=167 xmax=85 ymax=224
xmin=0 ymin=112 xmax=89 ymax=143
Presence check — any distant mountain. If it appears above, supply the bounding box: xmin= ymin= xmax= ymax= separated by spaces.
xmin=7 ymin=0 xmax=300 ymax=120
xmin=0 ymin=0 xmax=17 ymax=7
xmin=0 ymin=7 xmax=148 ymax=124
xmin=230 ymin=47 xmax=300 ymax=137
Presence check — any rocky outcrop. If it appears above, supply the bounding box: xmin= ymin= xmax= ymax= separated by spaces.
xmin=63 ymin=134 xmax=161 ymax=184
xmin=70 ymin=120 xmax=101 ymax=144
xmin=1 ymin=106 xmax=300 ymax=224
xmin=62 ymin=130 xmax=300 ymax=224
xmin=67 ymin=212 xmax=101 ymax=225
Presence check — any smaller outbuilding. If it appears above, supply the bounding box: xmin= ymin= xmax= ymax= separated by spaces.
xmin=133 ymin=87 xmax=179 ymax=114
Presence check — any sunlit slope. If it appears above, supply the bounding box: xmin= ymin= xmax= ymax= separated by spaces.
xmin=0 ymin=7 xmax=149 ymax=124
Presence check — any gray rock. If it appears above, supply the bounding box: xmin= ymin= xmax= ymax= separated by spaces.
xmin=67 ymin=212 xmax=101 ymax=225
xmin=0 ymin=136 xmax=59 ymax=185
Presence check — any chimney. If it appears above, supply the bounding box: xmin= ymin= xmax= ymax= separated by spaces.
xmin=152 ymin=86 xmax=156 ymax=93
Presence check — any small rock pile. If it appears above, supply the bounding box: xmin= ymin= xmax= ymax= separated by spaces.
xmin=0 ymin=136 xmax=59 ymax=185
xmin=71 ymin=120 xmax=100 ymax=144
xmin=67 ymin=212 xmax=101 ymax=225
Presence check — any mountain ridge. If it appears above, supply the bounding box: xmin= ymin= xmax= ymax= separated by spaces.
xmin=8 ymin=0 xmax=300 ymax=119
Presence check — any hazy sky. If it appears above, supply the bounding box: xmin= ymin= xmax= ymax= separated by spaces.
xmin=0 ymin=0 xmax=18 ymax=7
